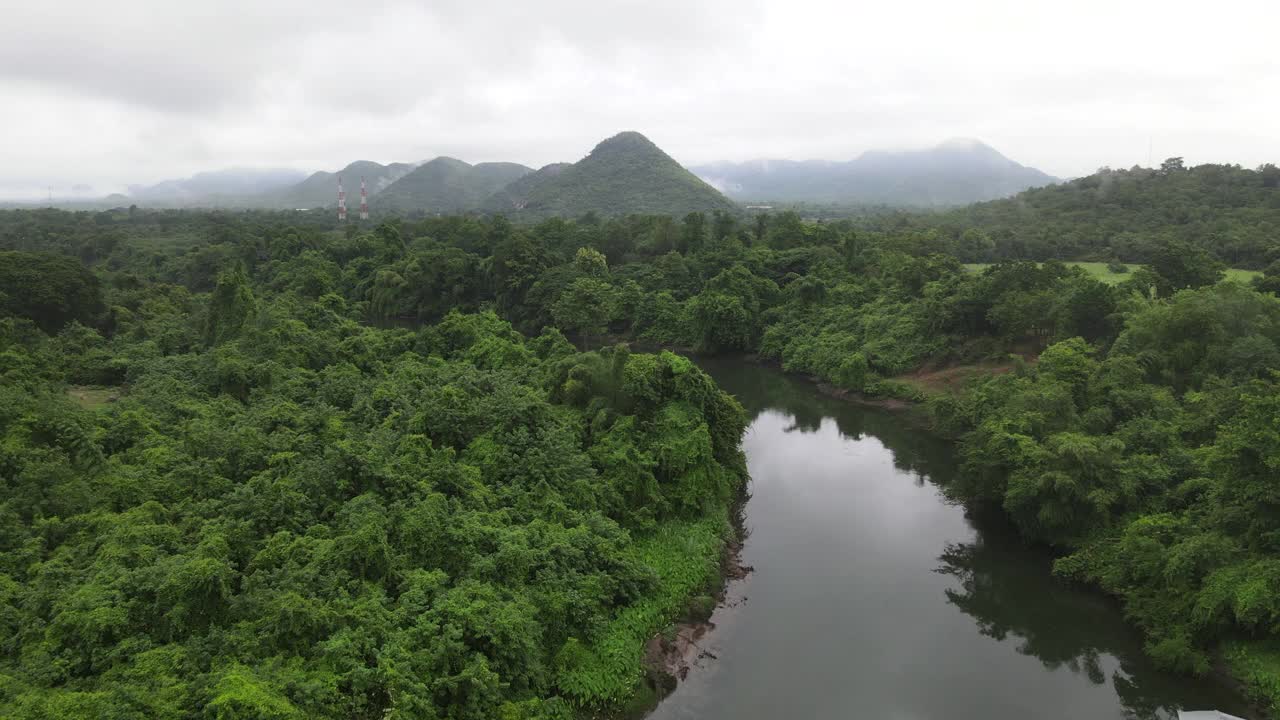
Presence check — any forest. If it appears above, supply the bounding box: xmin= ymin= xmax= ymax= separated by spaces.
xmin=1 ymin=157 xmax=1279 ymax=717
xmin=0 ymin=212 xmax=749 ymax=718
xmin=873 ymin=160 xmax=1280 ymax=269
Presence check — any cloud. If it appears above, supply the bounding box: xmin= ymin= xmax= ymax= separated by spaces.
xmin=1 ymin=0 xmax=1277 ymax=196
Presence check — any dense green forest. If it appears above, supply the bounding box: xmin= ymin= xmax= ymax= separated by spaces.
xmin=0 ymin=211 xmax=750 ymax=718
xmin=2 ymin=159 xmax=1280 ymax=716
xmin=886 ymin=160 xmax=1280 ymax=269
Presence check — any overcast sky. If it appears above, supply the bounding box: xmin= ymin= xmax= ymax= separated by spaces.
xmin=3 ymin=0 xmax=1277 ymax=198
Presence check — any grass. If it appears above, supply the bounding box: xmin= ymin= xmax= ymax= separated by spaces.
xmin=1223 ymin=267 xmax=1263 ymax=283
xmin=555 ymin=511 xmax=728 ymax=709
xmin=962 ymin=262 xmax=1260 ymax=286
xmin=1223 ymin=639 xmax=1280 ymax=717
xmin=66 ymin=386 xmax=120 ymax=410
xmin=116 ymin=232 xmax=207 ymax=254
xmin=891 ymin=361 xmax=1020 ymax=398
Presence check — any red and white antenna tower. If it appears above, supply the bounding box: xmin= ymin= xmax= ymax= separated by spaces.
xmin=337 ymin=176 xmax=347 ymax=222
xmin=359 ymin=176 xmax=369 ymax=220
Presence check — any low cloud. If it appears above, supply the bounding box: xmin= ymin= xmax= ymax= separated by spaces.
xmin=2 ymin=0 xmax=1277 ymax=196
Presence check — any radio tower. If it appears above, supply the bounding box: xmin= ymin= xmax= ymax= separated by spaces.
xmin=337 ymin=176 xmax=347 ymax=222
xmin=359 ymin=176 xmax=369 ymax=220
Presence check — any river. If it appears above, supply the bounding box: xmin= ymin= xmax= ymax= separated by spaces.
xmin=649 ymin=357 xmax=1253 ymax=720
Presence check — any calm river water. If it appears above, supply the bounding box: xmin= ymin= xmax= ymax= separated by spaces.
xmin=649 ymin=357 xmax=1253 ymax=720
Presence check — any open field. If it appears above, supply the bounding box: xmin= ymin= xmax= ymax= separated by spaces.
xmin=66 ymin=386 xmax=120 ymax=409
xmin=962 ymin=261 xmax=1261 ymax=285
xmin=1223 ymin=267 xmax=1263 ymax=283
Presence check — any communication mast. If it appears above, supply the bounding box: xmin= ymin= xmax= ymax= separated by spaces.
xmin=337 ymin=176 xmax=347 ymax=222
xmin=359 ymin=176 xmax=369 ymax=220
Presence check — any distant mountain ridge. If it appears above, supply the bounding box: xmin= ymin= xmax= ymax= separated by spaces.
xmin=375 ymin=158 xmax=533 ymax=212
xmin=691 ymin=139 xmax=1057 ymax=206
xmin=265 ymin=160 xmax=417 ymax=209
xmin=107 ymin=131 xmax=739 ymax=217
xmin=127 ymin=168 xmax=308 ymax=205
xmin=82 ymin=134 xmax=1050 ymax=214
xmin=338 ymin=131 xmax=735 ymax=218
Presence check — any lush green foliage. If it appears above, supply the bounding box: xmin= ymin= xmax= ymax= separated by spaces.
xmin=1226 ymin=640 xmax=1280 ymax=717
xmin=4 ymin=157 xmax=1280 ymax=714
xmin=0 ymin=251 xmax=104 ymax=333
xmin=913 ymin=160 xmax=1280 ymax=268
xmin=968 ymin=261 xmax=1261 ymax=287
xmin=555 ymin=516 xmax=725 ymax=706
xmin=0 ymin=214 xmax=748 ymax=718
xmin=930 ymin=285 xmax=1280 ymax=687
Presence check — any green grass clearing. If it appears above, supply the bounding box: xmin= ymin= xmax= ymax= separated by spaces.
xmin=67 ymin=386 xmax=120 ymax=410
xmin=1223 ymin=639 xmax=1280 ymax=717
xmin=1223 ymin=267 xmax=1263 ymax=283
xmin=962 ymin=262 xmax=1260 ymax=286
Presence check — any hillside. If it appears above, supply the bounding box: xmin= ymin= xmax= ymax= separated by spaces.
xmin=515 ymin=131 xmax=738 ymax=217
xmin=375 ymin=158 xmax=532 ymax=212
xmin=482 ymin=162 xmax=572 ymax=211
xmin=266 ymin=160 xmax=416 ymax=209
xmin=692 ymin=138 xmax=1056 ymax=206
xmin=920 ymin=160 xmax=1280 ymax=267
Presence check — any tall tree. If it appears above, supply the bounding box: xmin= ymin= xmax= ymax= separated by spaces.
xmin=203 ymin=267 xmax=256 ymax=345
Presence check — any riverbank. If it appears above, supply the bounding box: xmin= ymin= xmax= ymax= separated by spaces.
xmin=565 ymin=501 xmax=750 ymax=720
xmin=642 ymin=502 xmax=753 ymax=690
xmin=583 ymin=343 xmax=1275 ymax=719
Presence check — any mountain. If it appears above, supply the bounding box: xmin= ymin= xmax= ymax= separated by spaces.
xmin=127 ymin=167 xmax=308 ymax=205
xmin=510 ymin=131 xmax=737 ymax=217
xmin=266 ymin=160 xmax=417 ymax=209
xmin=481 ymin=163 xmax=571 ymax=211
xmin=691 ymin=139 xmax=1057 ymax=206
xmin=375 ymin=158 xmax=533 ymax=212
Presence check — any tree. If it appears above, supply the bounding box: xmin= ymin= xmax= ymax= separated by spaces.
xmin=711 ymin=211 xmax=736 ymax=242
xmin=369 ymin=269 xmax=408 ymax=324
xmin=203 ymin=267 xmax=256 ymax=345
xmin=552 ymin=277 xmax=618 ymax=347
xmin=1147 ymin=238 xmax=1224 ymax=296
xmin=688 ymin=292 xmax=753 ymax=352
xmin=680 ymin=212 xmax=706 ymax=254
xmin=1160 ymin=157 xmax=1186 ymax=174
xmin=753 ymin=213 xmax=769 ymax=246
xmin=1262 ymin=163 xmax=1280 ymax=189
xmin=0 ymin=251 xmax=102 ymax=332
xmin=572 ymin=247 xmax=608 ymax=278
xmin=1207 ymin=376 xmax=1280 ymax=552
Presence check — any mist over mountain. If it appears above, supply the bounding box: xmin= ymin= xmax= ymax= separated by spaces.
xmin=27 ymin=135 xmax=1055 ymax=214
xmin=691 ymin=139 xmax=1057 ymax=206
xmin=265 ymin=160 xmax=417 ymax=209
xmin=482 ymin=163 xmax=572 ymax=211
xmin=126 ymin=168 xmax=308 ymax=204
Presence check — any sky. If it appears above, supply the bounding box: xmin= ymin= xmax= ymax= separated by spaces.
xmin=2 ymin=0 xmax=1278 ymax=198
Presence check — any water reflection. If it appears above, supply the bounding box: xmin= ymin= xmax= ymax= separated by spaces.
xmin=935 ymin=509 xmax=1250 ymax=720
xmin=647 ymin=356 xmax=1252 ymax=720
xmin=701 ymin=355 xmax=958 ymax=485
